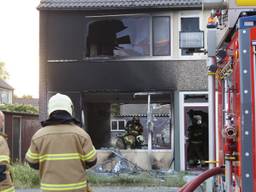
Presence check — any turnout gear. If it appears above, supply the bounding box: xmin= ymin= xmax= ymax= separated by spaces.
xmin=116 ymin=116 xmax=144 ymax=149
xmin=26 ymin=94 xmax=97 ymax=192
xmin=48 ymin=93 xmax=73 ymax=116
xmin=26 ymin=124 xmax=97 ymax=192
xmin=0 ymin=134 xmax=15 ymax=192
xmin=187 ymin=110 xmax=208 ymax=168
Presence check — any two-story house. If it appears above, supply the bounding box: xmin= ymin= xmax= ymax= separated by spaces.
xmin=38 ymin=0 xmax=210 ymax=171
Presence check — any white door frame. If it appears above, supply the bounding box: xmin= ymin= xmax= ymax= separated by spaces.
xmin=179 ymin=91 xmax=208 ymax=171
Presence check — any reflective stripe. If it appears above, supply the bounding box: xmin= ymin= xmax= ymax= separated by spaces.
xmin=37 ymin=148 xmax=96 ymax=162
xmin=26 ymin=149 xmax=39 ymax=160
xmin=1 ymin=186 xmax=15 ymax=192
xmin=82 ymin=147 xmax=96 ymax=161
xmin=0 ymin=155 xmax=10 ymax=163
xmin=39 ymin=153 xmax=81 ymax=162
xmin=41 ymin=180 xmax=87 ymax=191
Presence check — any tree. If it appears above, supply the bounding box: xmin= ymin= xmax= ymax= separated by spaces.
xmin=0 ymin=61 xmax=9 ymax=80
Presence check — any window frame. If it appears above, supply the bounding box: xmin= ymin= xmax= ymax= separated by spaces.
xmin=111 ymin=119 xmax=127 ymax=131
xmin=84 ymin=13 xmax=173 ymax=59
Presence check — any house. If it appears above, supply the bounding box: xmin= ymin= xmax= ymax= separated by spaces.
xmin=0 ymin=79 xmax=13 ymax=104
xmin=38 ymin=0 xmax=210 ymax=171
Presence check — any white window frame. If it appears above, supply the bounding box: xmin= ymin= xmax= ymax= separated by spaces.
xmin=179 ymin=91 xmax=208 ymax=171
xmin=178 ymin=11 xmax=205 ymax=60
xmin=111 ymin=119 xmax=127 ymax=131
xmin=85 ymin=12 xmax=173 ymax=60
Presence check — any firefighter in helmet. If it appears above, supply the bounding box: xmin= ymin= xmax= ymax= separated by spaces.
xmin=0 ymin=111 xmax=15 ymax=192
xmin=26 ymin=93 xmax=97 ymax=192
xmin=123 ymin=116 xmax=144 ymax=149
xmin=187 ymin=110 xmax=208 ymax=167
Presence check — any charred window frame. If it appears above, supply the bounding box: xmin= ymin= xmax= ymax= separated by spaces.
xmin=85 ymin=14 xmax=171 ymax=58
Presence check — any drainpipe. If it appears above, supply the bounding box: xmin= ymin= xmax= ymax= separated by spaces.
xmin=207 ymin=28 xmax=218 ymax=192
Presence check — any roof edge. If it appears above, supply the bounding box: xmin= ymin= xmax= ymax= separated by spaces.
xmin=37 ymin=4 xmax=202 ymax=11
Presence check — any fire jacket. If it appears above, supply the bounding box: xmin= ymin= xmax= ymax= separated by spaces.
xmin=25 ymin=124 xmax=97 ymax=192
xmin=0 ymin=134 xmax=15 ymax=192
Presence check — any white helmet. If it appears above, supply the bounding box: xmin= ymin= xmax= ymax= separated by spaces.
xmin=48 ymin=93 xmax=73 ymax=116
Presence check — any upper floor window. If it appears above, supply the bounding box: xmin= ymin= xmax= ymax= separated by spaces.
xmin=85 ymin=15 xmax=171 ymax=58
xmin=153 ymin=16 xmax=171 ymax=56
xmin=180 ymin=17 xmax=200 ymax=56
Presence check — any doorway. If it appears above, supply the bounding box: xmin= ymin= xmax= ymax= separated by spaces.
xmin=184 ymin=107 xmax=208 ymax=170
xmin=179 ymin=91 xmax=208 ymax=171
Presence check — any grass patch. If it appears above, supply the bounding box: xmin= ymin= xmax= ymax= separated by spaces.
xmin=11 ymin=164 xmax=185 ymax=188
xmin=87 ymin=171 xmax=185 ymax=187
xmin=12 ymin=163 xmax=40 ymax=188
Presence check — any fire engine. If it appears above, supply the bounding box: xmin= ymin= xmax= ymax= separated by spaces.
xmin=179 ymin=0 xmax=256 ymax=191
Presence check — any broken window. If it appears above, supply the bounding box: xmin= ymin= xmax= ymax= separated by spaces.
xmin=86 ymin=16 xmax=150 ymax=57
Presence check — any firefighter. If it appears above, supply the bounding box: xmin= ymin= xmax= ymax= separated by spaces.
xmin=25 ymin=93 xmax=97 ymax=192
xmin=123 ymin=116 xmax=144 ymax=149
xmin=187 ymin=110 xmax=208 ymax=167
xmin=0 ymin=111 xmax=15 ymax=192
xmin=126 ymin=116 xmax=143 ymax=136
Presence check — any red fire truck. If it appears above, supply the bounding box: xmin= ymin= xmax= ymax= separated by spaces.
xmin=216 ymin=13 xmax=256 ymax=192
xmin=179 ymin=1 xmax=256 ymax=192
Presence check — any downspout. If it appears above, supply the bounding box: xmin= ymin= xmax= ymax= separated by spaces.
xmin=207 ymin=56 xmax=217 ymax=192
xmin=207 ymin=26 xmax=218 ymax=190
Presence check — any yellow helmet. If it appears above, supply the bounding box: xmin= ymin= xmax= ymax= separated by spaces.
xmin=48 ymin=93 xmax=73 ymax=116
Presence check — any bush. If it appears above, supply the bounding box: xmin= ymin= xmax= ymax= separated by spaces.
xmin=0 ymin=104 xmax=38 ymax=114
xmin=12 ymin=163 xmax=40 ymax=188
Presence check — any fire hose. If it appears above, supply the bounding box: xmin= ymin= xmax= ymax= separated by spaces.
xmin=178 ymin=166 xmax=224 ymax=192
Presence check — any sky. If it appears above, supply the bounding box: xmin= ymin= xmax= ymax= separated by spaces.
xmin=0 ymin=1 xmax=40 ymax=98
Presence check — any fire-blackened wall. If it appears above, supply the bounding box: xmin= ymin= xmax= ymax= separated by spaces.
xmin=85 ymin=103 xmax=111 ymax=149
xmin=39 ymin=10 xmax=207 ymax=118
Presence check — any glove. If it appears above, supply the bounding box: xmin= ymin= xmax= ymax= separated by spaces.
xmin=0 ymin=165 xmax=7 ymax=182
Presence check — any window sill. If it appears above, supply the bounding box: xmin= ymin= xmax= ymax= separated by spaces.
xmin=83 ymin=55 xmax=207 ymax=62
